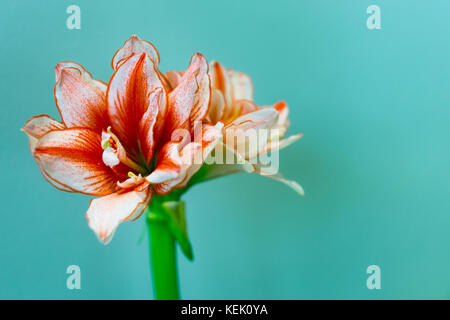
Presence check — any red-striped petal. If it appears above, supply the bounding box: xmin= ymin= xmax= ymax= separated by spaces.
xmin=228 ymin=69 xmax=254 ymax=101
xmin=34 ymin=128 xmax=119 ymax=196
xmin=112 ymin=35 xmax=160 ymax=70
xmin=86 ymin=187 xmax=152 ymax=244
xmin=107 ymin=53 xmax=167 ymax=158
xmin=139 ymin=88 xmax=165 ymax=163
xmin=54 ymin=62 xmax=108 ymax=131
xmin=152 ymin=122 xmax=223 ymax=194
xmin=23 ymin=115 xmax=65 ymax=152
xmin=165 ymin=53 xmax=211 ymax=136
xmin=146 ymin=141 xmax=183 ymax=184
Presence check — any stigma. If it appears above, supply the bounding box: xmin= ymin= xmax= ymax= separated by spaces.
xmin=101 ymin=131 xmax=120 ymax=168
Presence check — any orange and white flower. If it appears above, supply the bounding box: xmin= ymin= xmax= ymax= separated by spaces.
xmin=23 ymin=35 xmax=222 ymax=244
xmin=23 ymin=35 xmax=303 ymax=246
xmin=180 ymin=61 xmax=304 ymax=195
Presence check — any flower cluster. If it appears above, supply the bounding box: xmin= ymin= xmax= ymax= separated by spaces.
xmin=23 ymin=35 xmax=302 ymax=244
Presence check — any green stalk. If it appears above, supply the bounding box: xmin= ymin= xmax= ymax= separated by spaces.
xmin=146 ymin=203 xmax=180 ymax=300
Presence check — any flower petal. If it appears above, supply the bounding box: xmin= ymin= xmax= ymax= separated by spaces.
xmin=271 ymin=101 xmax=290 ymax=139
xmin=175 ymin=122 xmax=224 ymax=189
xmin=54 ymin=62 xmax=108 ymax=131
xmin=146 ymin=141 xmax=183 ymax=184
xmin=228 ymin=69 xmax=254 ymax=101
xmin=150 ymin=122 xmax=224 ymax=194
xmin=34 ymin=128 xmax=119 ymax=196
xmin=260 ymin=171 xmax=304 ymax=196
xmin=107 ymin=53 xmax=167 ymax=156
xmin=153 ymin=142 xmax=202 ymax=195
xmin=207 ymin=89 xmax=225 ymax=123
xmin=164 ymin=70 xmax=184 ymax=91
xmin=22 ymin=115 xmax=75 ymax=192
xmin=166 ymin=75 xmax=196 ymax=133
xmin=112 ymin=35 xmax=160 ymax=70
xmin=139 ymin=87 xmax=165 ymax=163
xmin=224 ymin=99 xmax=258 ymax=124
xmin=224 ymin=108 xmax=278 ymax=159
xmin=40 ymin=168 xmax=75 ymax=192
xmin=210 ymin=61 xmax=232 ymax=112
xmin=165 ymin=53 xmax=211 ymax=135
xmin=22 ymin=115 xmax=65 ymax=152
xmin=189 ymin=53 xmax=211 ymax=125
xmin=86 ymin=187 xmax=152 ymax=244
xmin=262 ymin=133 xmax=303 ymax=154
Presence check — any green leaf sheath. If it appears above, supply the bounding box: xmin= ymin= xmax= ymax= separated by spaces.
xmin=162 ymin=201 xmax=193 ymax=261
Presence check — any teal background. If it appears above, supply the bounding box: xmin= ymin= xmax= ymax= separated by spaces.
xmin=1 ymin=0 xmax=449 ymax=299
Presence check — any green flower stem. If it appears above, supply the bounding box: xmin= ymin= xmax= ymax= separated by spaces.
xmin=146 ymin=203 xmax=180 ymax=300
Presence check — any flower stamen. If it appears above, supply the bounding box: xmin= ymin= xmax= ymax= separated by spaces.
xmin=128 ymin=171 xmax=138 ymax=179
xmin=101 ymin=132 xmax=120 ymax=168
xmin=101 ymin=127 xmax=146 ymax=173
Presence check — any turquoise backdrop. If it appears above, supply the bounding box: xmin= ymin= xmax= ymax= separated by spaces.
xmin=1 ymin=0 xmax=449 ymax=299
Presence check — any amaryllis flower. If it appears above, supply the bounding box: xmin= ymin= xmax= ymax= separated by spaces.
xmin=23 ymin=35 xmax=222 ymax=244
xmin=23 ymin=35 xmax=305 ymax=300
xmin=167 ymin=61 xmax=304 ymax=195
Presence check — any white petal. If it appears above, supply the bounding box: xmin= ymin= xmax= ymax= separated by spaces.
xmin=86 ymin=188 xmax=152 ymax=244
